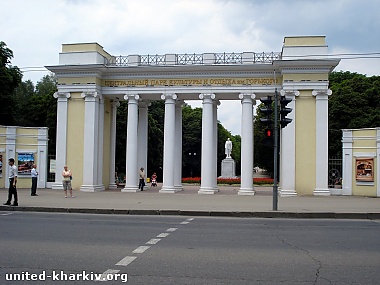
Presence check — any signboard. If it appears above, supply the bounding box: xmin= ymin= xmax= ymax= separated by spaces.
xmin=50 ymin=159 xmax=56 ymax=174
xmin=355 ymin=158 xmax=374 ymax=182
xmin=17 ymin=152 xmax=34 ymax=175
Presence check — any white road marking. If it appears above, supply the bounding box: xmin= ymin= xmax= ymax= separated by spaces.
xmin=116 ymin=256 xmax=137 ymax=266
xmin=133 ymin=246 xmax=150 ymax=253
xmin=96 ymin=269 xmax=120 ymax=282
xmin=167 ymin=228 xmax=178 ymax=232
xmin=180 ymin=221 xmax=189 ymax=224
xmin=146 ymin=238 xmax=161 ymax=245
xmin=157 ymin=233 xmax=169 ymax=238
xmin=186 ymin=218 xmax=194 ymax=221
xmin=0 ymin=212 xmax=13 ymax=216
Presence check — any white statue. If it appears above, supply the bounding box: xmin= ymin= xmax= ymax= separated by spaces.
xmin=225 ymin=138 xmax=232 ymax=158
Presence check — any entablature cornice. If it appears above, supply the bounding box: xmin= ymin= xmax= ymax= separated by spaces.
xmin=282 ymin=80 xmax=329 ymax=91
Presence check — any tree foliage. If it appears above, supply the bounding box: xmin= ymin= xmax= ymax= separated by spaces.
xmin=328 ymin=71 xmax=380 ymax=157
xmin=0 ymin=41 xmax=22 ymax=125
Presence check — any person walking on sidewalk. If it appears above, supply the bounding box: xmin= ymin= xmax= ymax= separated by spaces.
xmin=62 ymin=165 xmax=74 ymax=198
xmin=31 ymin=164 xmax=38 ymax=196
xmin=3 ymin=158 xmax=18 ymax=206
xmin=138 ymin=167 xmax=145 ymax=191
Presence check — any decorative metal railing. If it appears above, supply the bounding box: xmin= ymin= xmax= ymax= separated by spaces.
xmin=106 ymin=52 xmax=281 ymax=66
xmin=140 ymin=54 xmax=166 ymax=65
xmin=254 ymin=52 xmax=282 ymax=63
xmin=215 ymin=52 xmax=242 ymax=64
xmin=177 ymin=53 xmax=203 ymax=65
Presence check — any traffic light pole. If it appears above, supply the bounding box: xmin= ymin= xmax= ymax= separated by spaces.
xmin=273 ymin=88 xmax=279 ymax=211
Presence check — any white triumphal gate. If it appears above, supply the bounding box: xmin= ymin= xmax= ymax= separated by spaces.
xmin=47 ymin=36 xmax=339 ymax=196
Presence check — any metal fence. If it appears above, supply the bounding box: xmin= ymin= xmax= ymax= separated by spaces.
xmin=328 ymin=157 xmax=342 ymax=188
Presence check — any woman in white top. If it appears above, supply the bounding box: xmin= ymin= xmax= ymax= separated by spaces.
xmin=62 ymin=165 xmax=74 ymax=198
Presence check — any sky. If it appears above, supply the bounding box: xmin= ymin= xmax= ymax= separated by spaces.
xmin=1 ymin=0 xmax=380 ymax=135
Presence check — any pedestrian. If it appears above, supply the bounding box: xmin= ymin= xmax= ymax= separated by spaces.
xmin=62 ymin=165 xmax=74 ymax=198
xmin=151 ymin=172 xmax=157 ymax=187
xmin=138 ymin=167 xmax=145 ymax=191
xmin=31 ymin=164 xmax=38 ymax=196
xmin=3 ymin=158 xmax=18 ymax=206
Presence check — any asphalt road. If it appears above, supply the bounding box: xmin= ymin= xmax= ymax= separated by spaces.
xmin=0 ymin=212 xmax=379 ymax=285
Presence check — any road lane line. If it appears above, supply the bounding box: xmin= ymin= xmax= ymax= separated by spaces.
xmin=133 ymin=246 xmax=150 ymax=253
xmin=186 ymin=218 xmax=194 ymax=221
xmin=167 ymin=228 xmax=178 ymax=232
xmin=180 ymin=221 xmax=189 ymax=224
xmin=116 ymin=256 xmax=137 ymax=266
xmin=146 ymin=238 xmax=161 ymax=244
xmin=96 ymin=269 xmax=120 ymax=282
xmin=157 ymin=233 xmax=170 ymax=238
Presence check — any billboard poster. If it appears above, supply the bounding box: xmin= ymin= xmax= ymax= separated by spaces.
xmin=17 ymin=152 xmax=34 ymax=175
xmin=355 ymin=158 xmax=374 ymax=182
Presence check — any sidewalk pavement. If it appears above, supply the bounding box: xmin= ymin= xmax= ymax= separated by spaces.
xmin=1 ymin=184 xmax=379 ymax=219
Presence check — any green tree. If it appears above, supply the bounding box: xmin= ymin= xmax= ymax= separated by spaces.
xmin=15 ymin=74 xmax=58 ymax=153
xmin=0 ymin=41 xmax=22 ymax=125
xmin=329 ymin=71 xmax=380 ymax=157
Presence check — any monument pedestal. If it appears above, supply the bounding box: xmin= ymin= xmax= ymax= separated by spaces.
xmin=220 ymin=158 xmax=236 ymax=178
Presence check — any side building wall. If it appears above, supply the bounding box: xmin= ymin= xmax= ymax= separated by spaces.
xmin=0 ymin=126 xmax=48 ymax=189
xmin=342 ymin=128 xmax=379 ymax=197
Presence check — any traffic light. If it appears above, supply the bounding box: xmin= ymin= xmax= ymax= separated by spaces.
xmin=279 ymin=96 xmax=293 ymax=129
xmin=259 ymin=96 xmax=273 ymax=126
xmin=260 ymin=96 xmax=273 ymax=145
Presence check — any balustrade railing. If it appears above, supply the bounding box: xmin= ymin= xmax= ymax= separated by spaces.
xmin=106 ymin=52 xmax=281 ymax=66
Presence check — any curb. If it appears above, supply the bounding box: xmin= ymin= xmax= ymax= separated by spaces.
xmin=1 ymin=206 xmax=379 ymax=219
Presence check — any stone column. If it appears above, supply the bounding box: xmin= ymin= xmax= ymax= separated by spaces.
xmin=238 ymin=93 xmax=256 ymax=195
xmin=174 ymin=100 xmax=184 ymax=191
xmin=97 ymin=96 xmax=105 ymax=186
xmin=279 ymin=90 xmax=299 ymax=197
xmin=312 ymin=89 xmax=332 ymax=196
xmin=138 ymin=100 xmax=149 ymax=189
xmin=37 ymin=128 xmax=48 ymax=188
xmin=122 ymin=94 xmax=140 ymax=192
xmin=160 ymin=93 xmax=178 ymax=193
xmin=212 ymin=100 xmax=220 ymax=191
xmin=198 ymin=94 xmax=218 ymax=194
xmin=4 ymin=127 xmax=16 ymax=189
xmin=342 ymin=130 xmax=353 ymax=195
xmin=80 ymin=92 xmax=105 ymax=192
xmin=52 ymin=92 xmax=70 ymax=190
xmin=109 ymin=100 xmax=120 ymax=189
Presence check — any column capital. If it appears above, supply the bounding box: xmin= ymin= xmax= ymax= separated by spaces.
xmin=280 ymin=89 xmax=300 ymax=97
xmin=161 ymin=93 xmax=177 ymax=100
xmin=81 ymin=91 xmax=98 ymax=98
xmin=124 ymin=94 xmax=140 ymax=102
xmin=199 ymin=93 xmax=215 ymax=100
xmin=53 ymin=92 xmax=70 ymax=99
xmin=238 ymin=93 xmax=256 ymax=104
xmin=312 ymin=89 xmax=332 ymax=97
xmin=111 ymin=99 xmax=120 ymax=108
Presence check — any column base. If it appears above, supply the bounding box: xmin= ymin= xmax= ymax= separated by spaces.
xmin=80 ymin=184 xmax=105 ymax=192
xmin=280 ymin=189 xmax=297 ymax=197
xmin=313 ymin=188 xmax=331 ymax=196
xmin=160 ymin=186 xmax=180 ymax=193
xmin=238 ymin=188 xmax=255 ymax=195
xmin=52 ymin=182 xmax=64 ymax=190
xmin=121 ymin=185 xmax=140 ymax=192
xmin=174 ymin=185 xmax=184 ymax=192
xmin=108 ymin=183 xmax=118 ymax=190
xmin=198 ymin=187 xmax=218 ymax=194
